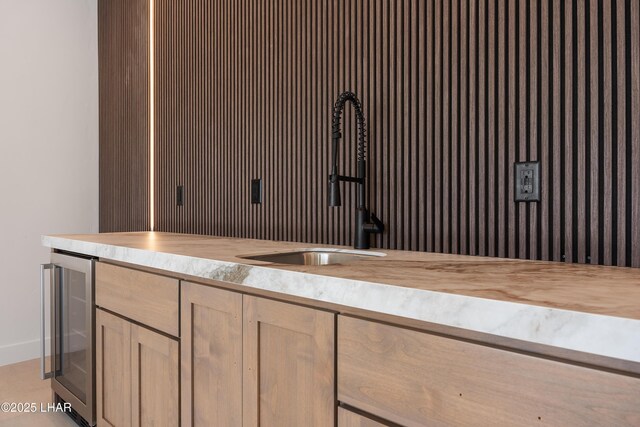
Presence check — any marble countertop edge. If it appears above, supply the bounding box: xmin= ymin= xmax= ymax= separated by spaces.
xmin=42 ymin=234 xmax=640 ymax=365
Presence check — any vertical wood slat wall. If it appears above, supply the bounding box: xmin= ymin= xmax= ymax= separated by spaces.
xmin=100 ymin=0 xmax=640 ymax=267
xmin=98 ymin=0 xmax=150 ymax=232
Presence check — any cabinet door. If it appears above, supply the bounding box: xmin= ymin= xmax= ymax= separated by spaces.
xmin=97 ymin=309 xmax=132 ymax=427
xmin=181 ymin=282 xmax=243 ymax=427
xmin=243 ymin=296 xmax=335 ymax=427
xmin=131 ymin=324 xmax=179 ymax=427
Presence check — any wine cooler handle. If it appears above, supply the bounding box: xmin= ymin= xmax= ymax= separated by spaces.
xmin=40 ymin=263 xmax=55 ymax=380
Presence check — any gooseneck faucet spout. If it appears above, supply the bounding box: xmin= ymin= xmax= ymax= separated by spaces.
xmin=328 ymin=91 xmax=384 ymax=249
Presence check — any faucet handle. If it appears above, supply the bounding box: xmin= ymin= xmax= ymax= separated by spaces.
xmin=364 ymin=213 xmax=384 ymax=234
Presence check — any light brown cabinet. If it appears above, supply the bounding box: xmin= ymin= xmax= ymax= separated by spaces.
xmin=96 ymin=262 xmax=640 ymax=427
xmin=131 ymin=325 xmax=179 ymax=427
xmin=338 ymin=315 xmax=640 ymax=427
xmin=181 ymin=282 xmax=243 ymax=427
xmin=243 ymin=295 xmax=335 ymax=427
xmin=96 ymin=309 xmax=131 ymax=427
xmin=97 ymin=309 xmax=179 ymax=427
xmin=180 ymin=282 xmax=336 ymax=427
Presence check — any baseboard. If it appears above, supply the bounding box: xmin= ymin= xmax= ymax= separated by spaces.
xmin=0 ymin=337 xmax=50 ymax=367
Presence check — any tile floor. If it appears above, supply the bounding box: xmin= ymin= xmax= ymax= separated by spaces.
xmin=0 ymin=359 xmax=76 ymax=426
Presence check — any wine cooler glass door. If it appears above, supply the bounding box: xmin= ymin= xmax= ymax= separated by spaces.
xmin=56 ymin=268 xmax=88 ymax=401
xmin=50 ymin=253 xmax=94 ymax=425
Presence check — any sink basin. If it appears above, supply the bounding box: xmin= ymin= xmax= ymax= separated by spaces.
xmin=238 ymin=249 xmax=386 ymax=266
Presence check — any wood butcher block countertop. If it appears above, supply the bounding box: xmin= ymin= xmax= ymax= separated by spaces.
xmin=42 ymin=232 xmax=640 ymax=369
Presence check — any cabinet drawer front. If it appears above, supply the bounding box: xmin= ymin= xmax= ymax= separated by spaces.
xmin=96 ymin=262 xmax=179 ymax=336
xmin=338 ymin=316 xmax=640 ymax=427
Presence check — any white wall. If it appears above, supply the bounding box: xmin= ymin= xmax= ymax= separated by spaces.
xmin=0 ymin=0 xmax=99 ymax=366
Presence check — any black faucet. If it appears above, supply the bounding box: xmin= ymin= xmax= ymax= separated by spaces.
xmin=328 ymin=91 xmax=384 ymax=249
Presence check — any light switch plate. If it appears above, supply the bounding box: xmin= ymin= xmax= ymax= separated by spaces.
xmin=514 ymin=161 xmax=540 ymax=202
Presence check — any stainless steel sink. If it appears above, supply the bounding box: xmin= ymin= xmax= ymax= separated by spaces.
xmin=238 ymin=249 xmax=385 ymax=266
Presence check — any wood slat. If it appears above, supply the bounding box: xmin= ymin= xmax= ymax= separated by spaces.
xmin=632 ymin=0 xmax=640 ymax=267
xmin=507 ymin=0 xmax=517 ymax=259
xmin=459 ymin=0 xmax=468 ymax=255
xmin=603 ymin=0 xmax=613 ymax=266
xmin=468 ymin=0 xmax=477 ymax=256
xmin=451 ymin=0 xmax=459 ymax=254
xmin=551 ymin=0 xmax=562 ymax=262
xmin=589 ymin=0 xmax=599 ymax=265
xmin=477 ymin=0 xmax=486 ymax=256
xmin=416 ymin=0 xmax=426 ymax=252
xmin=518 ymin=0 xmax=528 ymax=259
xmin=529 ymin=0 xmax=539 ymax=261
xmin=564 ymin=0 xmax=574 ymax=264
xmin=540 ymin=0 xmax=550 ymax=261
xmin=99 ymin=0 xmax=640 ymax=268
xmin=442 ymin=0 xmax=451 ymax=253
xmin=577 ymin=0 xmax=588 ymax=263
xmin=497 ymin=0 xmax=506 ymax=258
xmin=615 ymin=0 xmax=626 ymax=266
xmin=434 ymin=0 xmax=442 ymax=252
xmin=427 ymin=0 xmax=435 ymax=252
xmin=487 ymin=0 xmax=496 ymax=257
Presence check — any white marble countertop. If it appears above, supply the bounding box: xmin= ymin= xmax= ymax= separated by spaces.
xmin=42 ymin=232 xmax=640 ymax=367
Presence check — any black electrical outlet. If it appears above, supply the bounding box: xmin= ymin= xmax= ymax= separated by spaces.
xmin=251 ymin=179 xmax=262 ymax=204
xmin=176 ymin=185 xmax=184 ymax=206
xmin=514 ymin=161 xmax=540 ymax=202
